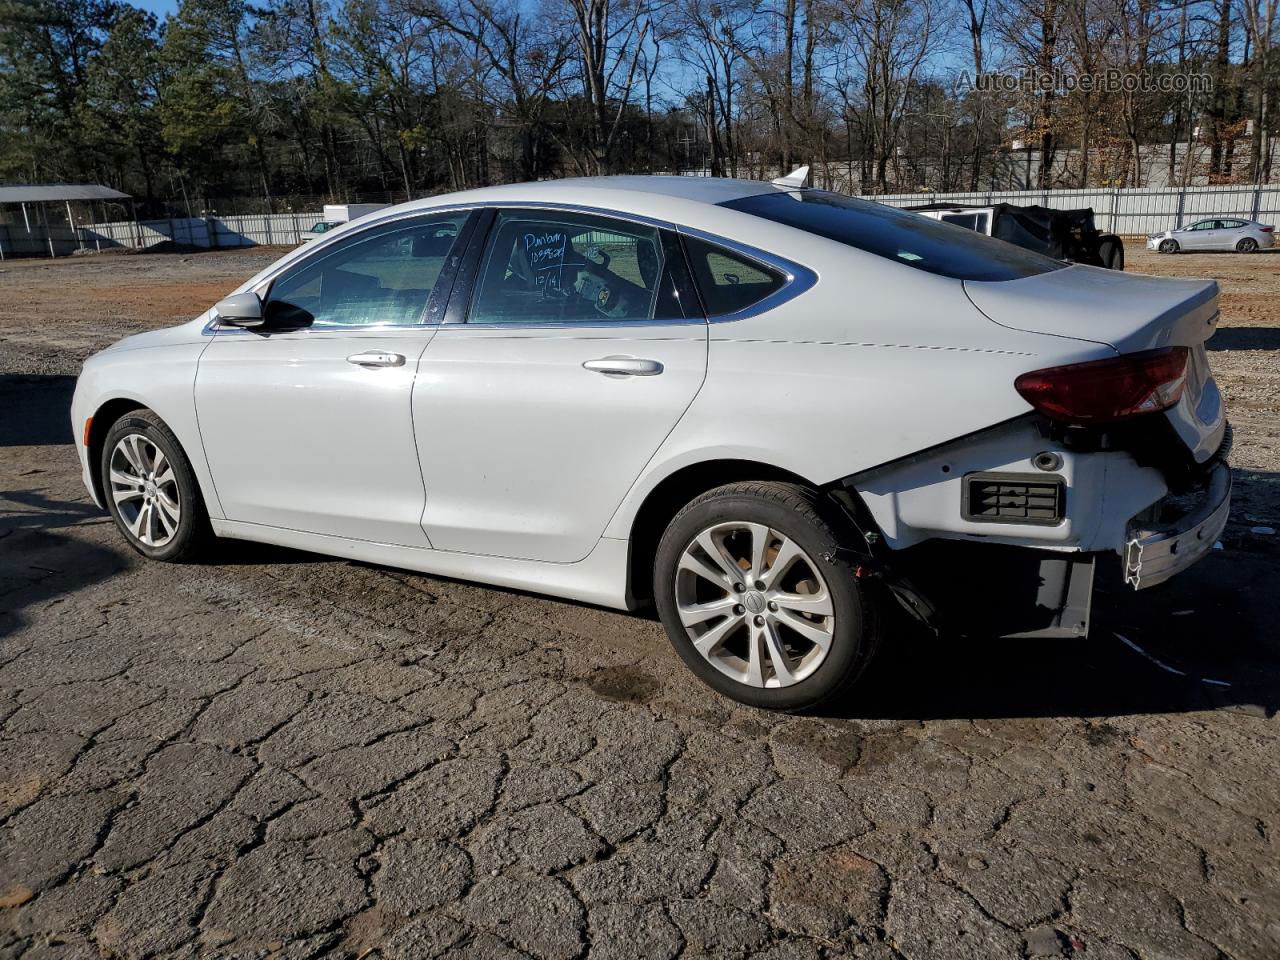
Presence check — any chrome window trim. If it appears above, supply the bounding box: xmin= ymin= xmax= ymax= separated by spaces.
xmin=204 ymin=322 xmax=444 ymax=338
xmin=676 ymin=225 xmax=817 ymax=324
xmin=435 ymin=320 xmax=706 ymax=335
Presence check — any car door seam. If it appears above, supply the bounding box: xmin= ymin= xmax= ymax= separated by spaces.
xmin=594 ymin=325 xmax=712 ymax=550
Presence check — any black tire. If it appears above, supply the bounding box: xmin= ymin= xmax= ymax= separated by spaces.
xmin=1098 ymin=238 xmax=1124 ymax=270
xmin=1159 ymin=239 xmax=1179 ymax=254
xmin=653 ymin=481 xmax=882 ymax=711
xmin=1237 ymin=237 xmax=1259 ymax=253
xmin=100 ymin=409 xmax=211 ymax=562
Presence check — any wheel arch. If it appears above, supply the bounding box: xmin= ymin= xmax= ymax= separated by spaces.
xmin=625 ymin=458 xmax=825 ymax=608
xmin=87 ymin=399 xmax=215 ymax=516
xmin=86 ymin=398 xmax=149 ymax=507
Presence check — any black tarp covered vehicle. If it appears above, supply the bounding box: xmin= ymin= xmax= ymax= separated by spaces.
xmin=910 ymin=202 xmax=1125 ymax=270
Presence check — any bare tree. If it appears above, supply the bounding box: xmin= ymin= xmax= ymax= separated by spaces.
xmin=996 ymin=0 xmax=1068 ymax=185
xmin=837 ymin=0 xmax=938 ymax=192
xmin=1241 ymin=0 xmax=1277 ymax=180
xmin=673 ymin=0 xmax=753 ymax=175
xmin=412 ymin=0 xmax=571 ymax=181
xmin=958 ymin=0 xmax=992 ymax=186
xmin=556 ymin=0 xmax=656 ymax=173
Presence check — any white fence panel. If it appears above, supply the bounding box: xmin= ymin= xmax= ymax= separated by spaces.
xmin=11 ymin=185 xmax=1280 ymax=259
xmin=875 ymin=184 xmax=1280 ymax=233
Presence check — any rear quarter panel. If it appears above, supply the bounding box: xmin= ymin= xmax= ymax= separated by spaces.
xmin=603 ymin=218 xmax=1113 ymax=540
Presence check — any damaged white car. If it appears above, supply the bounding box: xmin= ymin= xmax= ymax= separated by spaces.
xmin=71 ymin=175 xmax=1231 ymax=709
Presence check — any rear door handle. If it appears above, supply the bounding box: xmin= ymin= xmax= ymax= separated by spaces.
xmin=582 ymin=357 xmax=664 ymax=377
xmin=347 ymin=351 xmax=405 ymax=368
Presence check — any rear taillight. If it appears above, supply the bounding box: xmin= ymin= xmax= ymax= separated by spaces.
xmin=1262 ymin=225 xmax=1274 ymax=233
xmin=1014 ymin=347 xmax=1189 ymax=423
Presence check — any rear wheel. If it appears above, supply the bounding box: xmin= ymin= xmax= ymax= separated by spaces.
xmin=1159 ymin=239 xmax=1179 ymax=254
xmin=654 ymin=481 xmax=881 ymax=711
xmin=1237 ymin=237 xmax=1259 ymax=253
xmin=101 ymin=409 xmax=211 ymax=562
xmin=1098 ymin=237 xmax=1124 ymax=270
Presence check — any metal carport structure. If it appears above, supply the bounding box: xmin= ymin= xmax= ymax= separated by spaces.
xmin=0 ymin=184 xmax=134 ymax=259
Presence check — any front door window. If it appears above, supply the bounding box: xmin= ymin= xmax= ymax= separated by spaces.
xmin=266 ymin=215 xmax=469 ymax=328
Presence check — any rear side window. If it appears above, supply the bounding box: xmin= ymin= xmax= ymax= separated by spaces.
xmin=724 ymin=191 xmax=1066 ymax=282
xmin=682 ymin=236 xmax=786 ymax=316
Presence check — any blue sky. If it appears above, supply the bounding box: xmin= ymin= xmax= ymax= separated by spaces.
xmin=133 ymin=0 xmax=178 ymax=18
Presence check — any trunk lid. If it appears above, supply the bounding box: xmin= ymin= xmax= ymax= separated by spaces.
xmin=965 ymin=264 xmax=1226 ymax=463
xmin=963 ymin=264 xmax=1219 ymax=353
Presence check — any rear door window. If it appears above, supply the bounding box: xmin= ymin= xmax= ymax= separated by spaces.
xmin=681 ymin=236 xmax=786 ymax=316
xmin=724 ymin=191 xmax=1065 ymax=281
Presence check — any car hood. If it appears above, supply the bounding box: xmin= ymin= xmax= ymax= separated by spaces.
xmin=963 ymin=264 xmax=1219 ymax=353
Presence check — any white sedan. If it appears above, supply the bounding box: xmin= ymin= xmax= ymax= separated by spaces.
xmin=1148 ymin=217 xmax=1275 ymax=253
xmin=72 ymin=176 xmax=1232 ymax=709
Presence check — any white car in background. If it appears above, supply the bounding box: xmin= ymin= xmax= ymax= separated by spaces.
xmin=1148 ymin=217 xmax=1275 ymax=253
xmin=72 ymin=175 xmax=1231 ymax=710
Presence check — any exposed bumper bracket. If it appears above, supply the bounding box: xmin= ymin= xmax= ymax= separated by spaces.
xmin=1125 ymin=462 xmax=1231 ymax=589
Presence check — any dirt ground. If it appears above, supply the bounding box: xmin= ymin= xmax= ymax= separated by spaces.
xmin=0 ymin=242 xmax=1278 ymax=959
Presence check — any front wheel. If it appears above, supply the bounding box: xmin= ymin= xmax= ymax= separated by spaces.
xmin=1237 ymin=237 xmax=1259 ymax=253
xmin=1159 ymin=239 xmax=1179 ymax=254
xmin=653 ymin=481 xmax=882 ymax=711
xmin=101 ymin=409 xmax=211 ymax=562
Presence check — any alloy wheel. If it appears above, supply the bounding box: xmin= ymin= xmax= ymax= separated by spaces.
xmin=109 ymin=433 xmax=182 ymax=547
xmin=674 ymin=521 xmax=835 ymax=688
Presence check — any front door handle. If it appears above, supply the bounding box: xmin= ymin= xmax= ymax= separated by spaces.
xmin=347 ymin=351 xmax=405 ymax=368
xmin=582 ymin=357 xmax=664 ymax=377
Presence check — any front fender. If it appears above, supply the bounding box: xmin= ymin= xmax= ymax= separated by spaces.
xmin=72 ymin=340 xmax=221 ymax=518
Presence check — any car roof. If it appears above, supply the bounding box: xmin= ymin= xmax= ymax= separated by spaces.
xmin=393 ymin=175 xmax=794 ymax=222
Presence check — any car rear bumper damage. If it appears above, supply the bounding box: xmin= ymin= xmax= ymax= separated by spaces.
xmin=1123 ymin=460 xmax=1231 ymax=589
xmin=840 ymin=412 xmax=1232 ymax=639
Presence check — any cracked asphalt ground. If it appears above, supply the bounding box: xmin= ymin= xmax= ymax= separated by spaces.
xmin=2 ymin=245 xmax=1280 ymax=959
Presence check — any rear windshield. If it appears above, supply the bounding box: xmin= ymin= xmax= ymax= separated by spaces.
xmin=723 ymin=191 xmax=1066 ymax=282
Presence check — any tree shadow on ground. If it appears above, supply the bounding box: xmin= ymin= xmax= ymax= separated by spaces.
xmin=0 ymin=488 xmax=127 ymax=639
xmin=0 ymin=376 xmax=76 ymax=446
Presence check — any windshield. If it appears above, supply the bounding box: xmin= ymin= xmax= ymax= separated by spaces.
xmin=723 ymin=191 xmax=1066 ymax=282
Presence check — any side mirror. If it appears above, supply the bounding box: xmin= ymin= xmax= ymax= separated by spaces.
xmin=214 ymin=292 xmax=264 ymax=327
